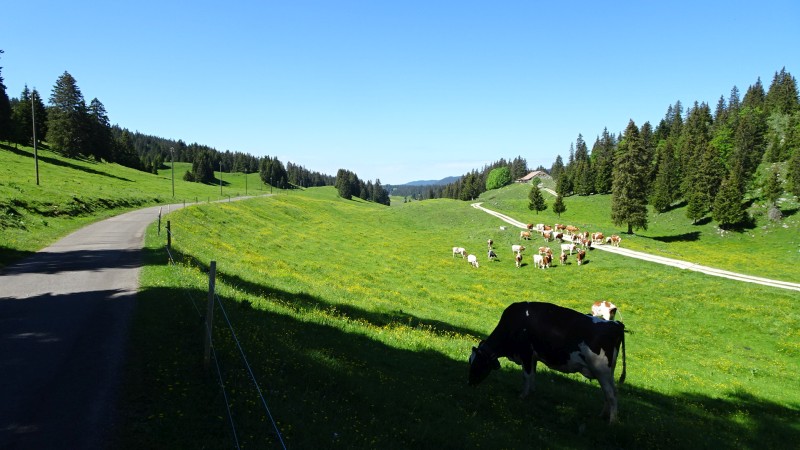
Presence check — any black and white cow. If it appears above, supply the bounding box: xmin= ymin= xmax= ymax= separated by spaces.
xmin=468 ymin=302 xmax=627 ymax=422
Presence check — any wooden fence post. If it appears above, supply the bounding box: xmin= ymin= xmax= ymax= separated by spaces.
xmin=158 ymin=207 xmax=162 ymax=236
xmin=204 ymin=261 xmax=217 ymax=369
xmin=166 ymin=220 xmax=171 ymax=250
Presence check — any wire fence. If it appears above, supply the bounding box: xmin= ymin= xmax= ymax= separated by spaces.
xmin=163 ymin=218 xmax=287 ymax=449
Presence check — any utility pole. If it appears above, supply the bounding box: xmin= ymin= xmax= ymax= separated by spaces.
xmin=219 ymin=161 xmax=223 ymax=195
xmin=170 ymin=147 xmax=175 ymax=198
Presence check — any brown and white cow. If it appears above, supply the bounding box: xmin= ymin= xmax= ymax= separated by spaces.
xmin=592 ymin=232 xmax=605 ymax=244
xmin=452 ymin=247 xmax=467 ymax=258
xmin=512 ymin=244 xmax=526 ymax=254
xmin=520 ymin=230 xmax=532 ymax=240
xmin=576 ymin=249 xmax=586 ymax=265
xmin=515 ymin=252 xmax=523 ymax=268
xmin=542 ymin=231 xmax=552 ymax=242
xmin=469 ymin=302 xmax=627 ymax=423
xmin=607 ymin=235 xmax=622 ymax=247
xmin=559 ymin=252 xmax=568 ymax=265
xmin=591 ymin=301 xmax=618 ymax=321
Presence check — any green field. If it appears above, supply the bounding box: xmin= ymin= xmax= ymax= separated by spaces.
xmin=2 ymin=147 xmax=798 ymax=448
xmin=0 ymin=144 xmax=274 ymax=269
xmin=120 ymin=187 xmax=799 ymax=449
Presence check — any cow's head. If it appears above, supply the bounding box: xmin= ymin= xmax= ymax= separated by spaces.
xmin=468 ymin=341 xmax=500 ymax=386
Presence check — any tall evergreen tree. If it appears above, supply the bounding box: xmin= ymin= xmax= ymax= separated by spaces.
xmin=712 ymin=167 xmax=747 ymax=228
xmin=592 ymin=129 xmax=616 ymax=194
xmin=765 ymin=67 xmax=800 ymax=115
xmin=550 ymin=155 xmax=565 ymax=181
xmin=651 ymin=140 xmax=678 ymax=212
xmin=788 ymin=145 xmax=800 ymax=198
xmin=47 ymin=71 xmax=89 ymax=157
xmin=528 ymin=185 xmax=547 ymax=214
xmin=86 ymin=98 xmax=112 ymax=161
xmin=611 ymin=120 xmax=650 ymax=234
xmin=11 ymin=85 xmax=32 ymax=145
xmin=762 ymin=165 xmax=783 ymax=205
xmin=0 ymin=50 xmax=12 ymax=143
xmin=552 ymin=193 xmax=566 ymax=218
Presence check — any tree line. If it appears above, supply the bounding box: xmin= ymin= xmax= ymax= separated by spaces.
xmin=0 ymin=52 xmax=389 ymax=204
xmin=548 ymin=67 xmax=800 ymax=231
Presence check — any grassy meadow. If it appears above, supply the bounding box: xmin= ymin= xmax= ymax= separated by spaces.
xmin=118 ymin=186 xmax=799 ymax=449
xmin=0 ymin=143 xmax=273 ymax=269
xmin=482 ymin=181 xmax=800 ymax=283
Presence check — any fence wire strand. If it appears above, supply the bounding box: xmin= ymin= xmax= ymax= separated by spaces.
xmin=215 ymin=292 xmax=288 ymax=450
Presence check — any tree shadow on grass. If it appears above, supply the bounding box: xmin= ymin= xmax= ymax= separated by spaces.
xmin=647 ymin=231 xmax=702 ymax=243
xmin=163 ymin=246 xmax=483 ymax=339
xmin=0 ymin=143 xmax=134 ymax=182
xmin=120 ymin=275 xmax=800 ymax=449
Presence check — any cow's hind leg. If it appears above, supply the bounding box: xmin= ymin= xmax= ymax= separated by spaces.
xmin=520 ymin=360 xmax=538 ymax=398
xmin=597 ymin=375 xmax=618 ymax=423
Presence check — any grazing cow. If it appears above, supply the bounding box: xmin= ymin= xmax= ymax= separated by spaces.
xmin=467 ymin=254 xmax=480 ymax=268
xmin=515 ymin=252 xmax=523 ymax=268
xmin=554 ymin=223 xmax=566 ymax=231
xmin=607 ymin=235 xmax=622 ymax=247
xmin=554 ymin=233 xmax=564 ymax=242
xmin=453 ymin=247 xmax=467 ymax=258
xmin=535 ymin=223 xmax=545 ymax=232
xmin=576 ymin=249 xmax=586 ymax=265
xmin=538 ymin=246 xmax=551 ymax=255
xmin=560 ymin=243 xmax=575 ymax=255
xmin=488 ymin=249 xmax=498 ymax=261
xmin=560 ymin=252 xmax=568 ymax=265
xmin=566 ymin=225 xmax=580 ymax=234
xmin=487 ymin=239 xmax=494 ymax=249
xmin=542 ymin=231 xmax=552 ymax=242
xmin=512 ymin=245 xmax=526 ymax=254
xmin=533 ymin=254 xmax=544 ymax=269
xmin=592 ymin=232 xmax=605 ymax=244
xmin=468 ymin=302 xmax=627 ymax=423
xmin=592 ymin=301 xmax=618 ymax=321
xmin=520 ymin=230 xmax=532 ymax=240
xmin=527 ymin=223 xmax=535 ymax=231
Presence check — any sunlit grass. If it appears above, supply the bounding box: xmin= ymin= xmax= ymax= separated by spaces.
xmin=122 ymin=186 xmax=800 ymax=449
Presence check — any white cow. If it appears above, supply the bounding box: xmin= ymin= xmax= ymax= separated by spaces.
xmin=467 ymin=254 xmax=480 ymax=268
xmin=560 ymin=243 xmax=575 ymax=255
xmin=512 ymin=244 xmax=526 ymax=254
xmin=453 ymin=247 xmax=467 ymax=258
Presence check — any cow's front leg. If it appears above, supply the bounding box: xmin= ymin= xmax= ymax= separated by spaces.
xmin=520 ymin=359 xmax=537 ymax=398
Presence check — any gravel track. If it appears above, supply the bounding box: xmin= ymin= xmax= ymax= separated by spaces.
xmin=471 ymin=202 xmax=800 ymax=292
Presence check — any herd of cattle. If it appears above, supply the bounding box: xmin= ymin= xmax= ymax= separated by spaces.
xmin=452 ymin=223 xmax=622 ymax=270
xmin=455 ymin=223 xmax=628 ymax=422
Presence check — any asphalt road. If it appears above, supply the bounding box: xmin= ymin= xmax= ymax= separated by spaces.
xmin=0 ymin=203 xmax=183 ymax=449
xmin=471 ymin=202 xmax=800 ymax=292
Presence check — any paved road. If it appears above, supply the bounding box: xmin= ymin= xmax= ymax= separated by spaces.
xmin=0 ymin=203 xmax=184 ymax=449
xmin=471 ymin=202 xmax=800 ymax=292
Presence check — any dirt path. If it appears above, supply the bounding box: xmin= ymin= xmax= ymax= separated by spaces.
xmin=471 ymin=202 xmax=800 ymax=292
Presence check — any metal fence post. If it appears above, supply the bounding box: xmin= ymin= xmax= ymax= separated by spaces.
xmin=204 ymin=261 xmax=217 ymax=369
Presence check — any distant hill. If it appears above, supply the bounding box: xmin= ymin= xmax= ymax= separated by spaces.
xmin=399 ymin=176 xmax=460 ymax=187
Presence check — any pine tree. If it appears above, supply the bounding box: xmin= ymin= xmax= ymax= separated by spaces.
xmin=611 ymin=120 xmax=650 ymax=234
xmin=712 ymin=168 xmax=747 ymax=228
xmin=47 ymin=71 xmax=89 ymax=157
xmin=651 ymin=141 xmax=677 ymax=213
xmin=86 ymin=98 xmax=112 ymax=161
xmin=762 ymin=165 xmax=783 ymax=205
xmin=686 ymin=190 xmax=707 ymax=224
xmin=788 ymin=146 xmax=800 ymax=198
xmin=765 ymin=67 xmax=800 ymax=115
xmin=0 ymin=50 xmax=12 ymax=143
xmin=550 ymin=155 xmax=565 ymax=181
xmin=552 ymin=193 xmax=566 ymax=218
xmin=528 ymin=185 xmax=547 ymax=214
xmin=593 ymin=129 xmax=616 ymax=194
xmin=11 ymin=85 xmax=32 ymax=145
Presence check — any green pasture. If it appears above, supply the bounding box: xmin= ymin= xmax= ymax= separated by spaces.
xmin=0 ymin=144 xmax=274 ymax=269
xmin=119 ymin=187 xmax=799 ymax=449
xmin=484 ymin=181 xmax=800 ymax=283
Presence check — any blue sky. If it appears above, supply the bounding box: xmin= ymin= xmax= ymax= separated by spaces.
xmin=3 ymin=1 xmax=798 ymax=185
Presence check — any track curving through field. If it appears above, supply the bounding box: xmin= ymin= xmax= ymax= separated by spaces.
xmin=471 ymin=202 xmax=800 ymax=292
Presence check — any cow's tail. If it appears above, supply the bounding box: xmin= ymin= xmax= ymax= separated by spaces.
xmin=618 ymin=324 xmax=627 ymax=385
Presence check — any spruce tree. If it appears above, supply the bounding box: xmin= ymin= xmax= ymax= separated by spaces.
xmin=611 ymin=120 xmax=650 ymax=234
xmin=788 ymin=147 xmax=800 ymax=198
xmin=11 ymin=86 xmax=32 ymax=145
xmin=86 ymin=98 xmax=112 ymax=161
xmin=686 ymin=190 xmax=707 ymax=224
xmin=762 ymin=165 xmax=783 ymax=205
xmin=552 ymin=194 xmax=566 ymax=218
xmin=47 ymin=71 xmax=89 ymax=157
xmin=712 ymin=168 xmax=747 ymax=228
xmin=0 ymin=50 xmax=12 ymax=143
xmin=651 ymin=142 xmax=677 ymax=213
xmin=528 ymin=185 xmax=547 ymax=214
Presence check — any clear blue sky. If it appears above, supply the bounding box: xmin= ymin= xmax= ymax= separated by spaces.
xmin=4 ymin=1 xmax=798 ymax=185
